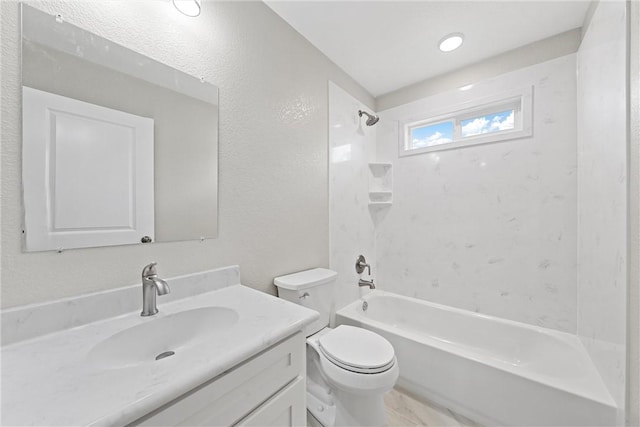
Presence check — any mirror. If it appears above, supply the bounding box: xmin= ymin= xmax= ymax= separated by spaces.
xmin=20 ymin=4 xmax=218 ymax=252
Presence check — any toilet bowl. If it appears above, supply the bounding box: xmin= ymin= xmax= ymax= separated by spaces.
xmin=274 ymin=268 xmax=399 ymax=427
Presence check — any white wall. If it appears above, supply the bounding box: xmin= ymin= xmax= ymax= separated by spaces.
xmin=628 ymin=2 xmax=640 ymax=423
xmin=376 ymin=29 xmax=581 ymax=112
xmin=375 ymin=55 xmax=578 ymax=333
xmin=576 ymin=0 xmax=627 ymax=412
xmin=328 ymin=82 xmax=377 ymax=313
xmin=0 ymin=0 xmax=374 ymax=308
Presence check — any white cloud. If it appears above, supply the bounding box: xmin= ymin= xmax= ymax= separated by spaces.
xmin=461 ymin=111 xmax=514 ymax=137
xmin=412 ymin=131 xmax=452 ymax=148
xmin=461 ymin=117 xmax=489 ymax=137
xmin=490 ymin=110 xmax=514 ymax=131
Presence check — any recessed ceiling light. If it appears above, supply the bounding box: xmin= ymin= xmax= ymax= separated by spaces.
xmin=439 ymin=33 xmax=464 ymax=52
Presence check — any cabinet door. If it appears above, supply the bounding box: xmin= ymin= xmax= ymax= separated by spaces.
xmin=236 ymin=377 xmax=306 ymax=427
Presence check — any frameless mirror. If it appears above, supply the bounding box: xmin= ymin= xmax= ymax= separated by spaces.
xmin=20 ymin=4 xmax=218 ymax=251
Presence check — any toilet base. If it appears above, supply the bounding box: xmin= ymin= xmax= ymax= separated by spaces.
xmin=306 ymin=391 xmax=387 ymax=427
xmin=332 ymin=388 xmax=387 ymax=427
xmin=307 ymin=409 xmax=324 ymax=427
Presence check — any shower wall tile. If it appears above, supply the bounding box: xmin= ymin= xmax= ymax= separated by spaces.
xmin=375 ymin=55 xmax=578 ymax=333
xmin=576 ymin=0 xmax=627 ymax=410
xmin=329 ymin=82 xmax=377 ymax=313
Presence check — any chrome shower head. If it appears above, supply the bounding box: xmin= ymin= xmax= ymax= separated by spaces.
xmin=358 ymin=110 xmax=379 ymax=126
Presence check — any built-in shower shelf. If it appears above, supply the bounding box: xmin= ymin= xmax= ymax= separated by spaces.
xmin=368 ymin=162 xmax=392 ymax=169
xmin=369 ymin=191 xmax=393 ymax=203
xmin=368 ymin=201 xmax=393 ymax=208
xmin=368 ymin=163 xmax=392 ymax=208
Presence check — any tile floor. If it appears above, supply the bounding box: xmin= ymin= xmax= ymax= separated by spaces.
xmin=384 ymin=388 xmax=481 ymax=427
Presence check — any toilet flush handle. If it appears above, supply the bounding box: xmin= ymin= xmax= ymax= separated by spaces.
xmin=299 ymin=292 xmax=310 ymax=300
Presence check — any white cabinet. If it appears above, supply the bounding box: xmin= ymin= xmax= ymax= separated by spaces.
xmin=130 ymin=332 xmax=306 ymax=427
xmin=237 ymin=378 xmax=306 ymax=427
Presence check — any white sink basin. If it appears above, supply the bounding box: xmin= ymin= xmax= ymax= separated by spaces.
xmin=87 ymin=307 xmax=239 ymax=369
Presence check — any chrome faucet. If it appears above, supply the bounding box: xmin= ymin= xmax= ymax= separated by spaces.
xmin=358 ymin=278 xmax=375 ymax=289
xmin=355 ymin=255 xmax=371 ymax=275
xmin=141 ymin=262 xmax=170 ymax=317
xmin=356 ymin=255 xmax=375 ymax=289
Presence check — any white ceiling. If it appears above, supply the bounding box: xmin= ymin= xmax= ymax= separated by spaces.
xmin=264 ymin=1 xmax=591 ymax=97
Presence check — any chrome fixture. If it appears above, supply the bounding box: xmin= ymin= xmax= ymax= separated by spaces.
xmin=355 ymin=254 xmax=371 ymax=275
xmin=155 ymin=351 xmax=175 ymax=361
xmin=173 ymin=0 xmax=201 ymax=17
xmin=358 ymin=278 xmax=375 ymax=289
xmin=358 ymin=110 xmax=379 ymax=126
xmin=141 ymin=262 xmax=171 ymax=317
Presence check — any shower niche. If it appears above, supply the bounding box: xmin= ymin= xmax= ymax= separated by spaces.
xmin=368 ymin=163 xmax=393 ymax=207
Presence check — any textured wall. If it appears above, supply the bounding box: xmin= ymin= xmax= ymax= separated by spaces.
xmin=375 ymin=55 xmax=578 ymax=333
xmin=576 ymin=0 xmax=627 ymax=412
xmin=0 ymin=0 xmax=374 ymax=308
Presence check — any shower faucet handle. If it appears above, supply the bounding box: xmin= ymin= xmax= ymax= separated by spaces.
xmin=355 ymin=255 xmax=371 ymax=275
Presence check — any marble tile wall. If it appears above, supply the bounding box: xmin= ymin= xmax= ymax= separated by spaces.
xmin=576 ymin=0 xmax=627 ymax=412
xmin=375 ymin=55 xmax=578 ymax=333
xmin=328 ymin=82 xmax=377 ymax=313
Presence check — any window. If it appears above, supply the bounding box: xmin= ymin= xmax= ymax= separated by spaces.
xmin=408 ymin=120 xmax=454 ymax=150
xmin=460 ymin=109 xmax=514 ymax=137
xmin=400 ymin=86 xmax=532 ymax=156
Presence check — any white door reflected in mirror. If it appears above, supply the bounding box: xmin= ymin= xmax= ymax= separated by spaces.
xmin=22 ymin=87 xmax=154 ymax=252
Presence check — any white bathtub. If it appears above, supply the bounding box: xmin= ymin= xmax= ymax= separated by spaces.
xmin=336 ymin=291 xmax=617 ymax=426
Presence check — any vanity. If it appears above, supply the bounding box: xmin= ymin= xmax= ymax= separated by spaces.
xmin=1 ymin=266 xmax=318 ymax=426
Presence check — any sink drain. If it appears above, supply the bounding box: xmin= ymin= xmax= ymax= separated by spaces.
xmin=155 ymin=351 xmax=175 ymax=361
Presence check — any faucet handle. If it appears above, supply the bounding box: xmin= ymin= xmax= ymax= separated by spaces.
xmin=355 ymin=255 xmax=371 ymax=275
xmin=142 ymin=262 xmax=158 ymax=278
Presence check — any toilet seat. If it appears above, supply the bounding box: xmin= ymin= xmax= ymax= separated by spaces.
xmin=318 ymin=325 xmax=395 ymax=374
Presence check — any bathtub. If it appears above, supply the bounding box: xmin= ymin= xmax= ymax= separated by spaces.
xmin=336 ymin=291 xmax=617 ymax=426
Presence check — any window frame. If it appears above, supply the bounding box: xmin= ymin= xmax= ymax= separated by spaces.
xmin=399 ymin=86 xmax=533 ymax=157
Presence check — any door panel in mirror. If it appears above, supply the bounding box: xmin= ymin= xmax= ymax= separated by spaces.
xmin=22 ymin=87 xmax=155 ymax=251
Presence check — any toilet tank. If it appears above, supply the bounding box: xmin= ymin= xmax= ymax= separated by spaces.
xmin=274 ymin=268 xmax=337 ymax=337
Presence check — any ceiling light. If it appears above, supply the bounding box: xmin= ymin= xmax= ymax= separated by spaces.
xmin=459 ymin=84 xmax=474 ymax=91
xmin=173 ymin=0 xmax=201 ymax=17
xmin=439 ymin=33 xmax=464 ymax=52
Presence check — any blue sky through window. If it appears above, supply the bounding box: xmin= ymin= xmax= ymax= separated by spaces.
xmin=461 ymin=109 xmax=514 ymax=137
xmin=409 ymin=121 xmax=454 ymax=149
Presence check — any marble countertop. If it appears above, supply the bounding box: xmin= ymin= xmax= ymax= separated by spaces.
xmin=2 ymin=284 xmax=318 ymax=426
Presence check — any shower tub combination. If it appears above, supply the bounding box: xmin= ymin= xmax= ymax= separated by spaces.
xmin=336 ymin=291 xmax=617 ymax=426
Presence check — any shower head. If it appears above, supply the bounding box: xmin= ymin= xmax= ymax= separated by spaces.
xmin=358 ymin=110 xmax=380 ymax=126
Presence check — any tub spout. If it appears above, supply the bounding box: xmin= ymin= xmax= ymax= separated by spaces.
xmin=358 ymin=278 xmax=375 ymax=289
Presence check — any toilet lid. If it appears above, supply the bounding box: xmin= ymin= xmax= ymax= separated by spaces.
xmin=319 ymin=325 xmax=395 ymax=373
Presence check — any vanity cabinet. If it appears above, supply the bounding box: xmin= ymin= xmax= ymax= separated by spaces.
xmin=130 ymin=332 xmax=306 ymax=427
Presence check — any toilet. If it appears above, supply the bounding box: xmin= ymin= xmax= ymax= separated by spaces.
xmin=274 ymin=268 xmax=398 ymax=427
